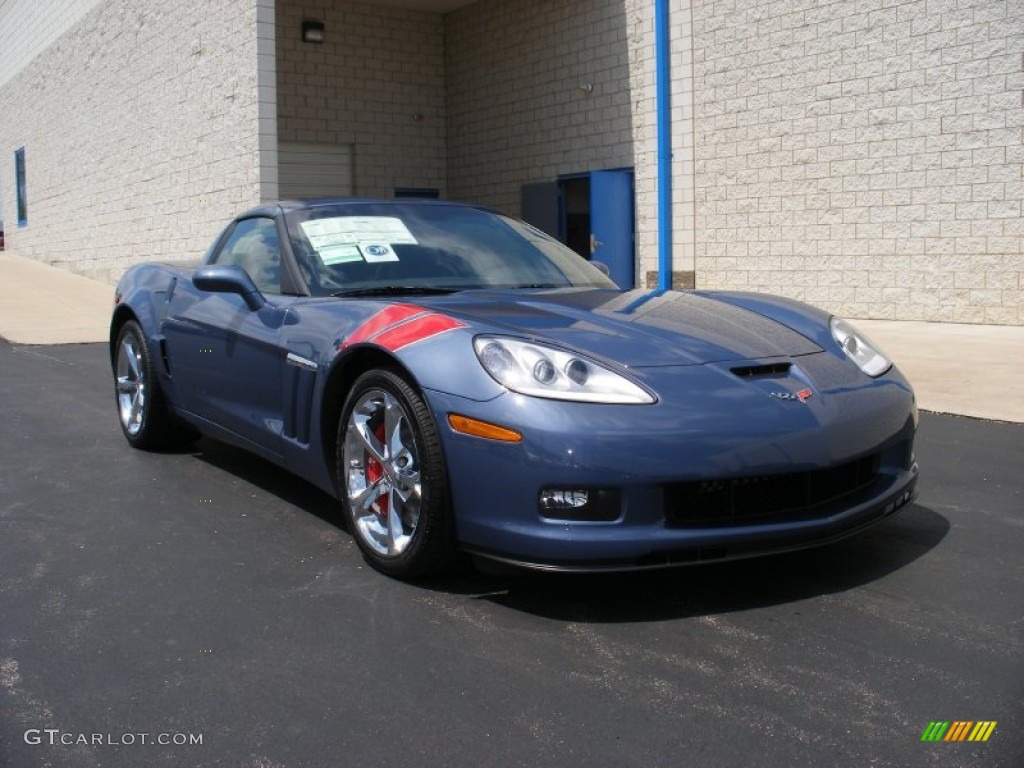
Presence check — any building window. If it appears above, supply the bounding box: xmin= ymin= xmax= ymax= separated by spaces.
xmin=15 ymin=147 xmax=27 ymax=226
xmin=394 ymin=187 xmax=439 ymax=200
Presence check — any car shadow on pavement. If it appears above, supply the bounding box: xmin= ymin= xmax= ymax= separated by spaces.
xmin=449 ymin=504 xmax=950 ymax=623
xmin=187 ymin=436 xmax=948 ymax=624
xmin=188 ymin=437 xmax=346 ymax=525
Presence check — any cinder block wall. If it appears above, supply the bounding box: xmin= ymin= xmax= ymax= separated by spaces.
xmin=275 ymin=0 xmax=447 ymax=199
xmin=0 ymin=0 xmax=104 ymax=83
xmin=0 ymin=0 xmax=268 ymax=284
xmin=445 ymin=0 xmax=667 ymax=287
xmin=692 ymin=0 xmax=1023 ymax=324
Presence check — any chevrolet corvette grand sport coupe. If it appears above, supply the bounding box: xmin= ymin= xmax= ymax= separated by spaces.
xmin=110 ymin=199 xmax=919 ymax=578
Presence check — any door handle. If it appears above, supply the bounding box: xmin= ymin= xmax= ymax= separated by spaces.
xmin=590 ymin=234 xmax=603 ymax=254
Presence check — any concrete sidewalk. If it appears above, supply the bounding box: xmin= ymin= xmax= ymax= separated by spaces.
xmin=1 ymin=251 xmax=1021 ymax=422
xmin=0 ymin=252 xmax=112 ymax=344
xmin=852 ymin=319 xmax=1024 ymax=424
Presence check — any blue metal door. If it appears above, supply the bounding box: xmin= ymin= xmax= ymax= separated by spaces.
xmin=589 ymin=170 xmax=635 ymax=289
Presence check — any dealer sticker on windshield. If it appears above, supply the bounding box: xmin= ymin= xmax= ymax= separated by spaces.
xmin=300 ymin=216 xmax=418 ymax=265
xmin=359 ymin=243 xmax=399 ymax=262
xmin=317 ymin=244 xmax=363 ymax=265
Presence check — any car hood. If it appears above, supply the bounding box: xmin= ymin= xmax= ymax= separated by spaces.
xmin=422 ymin=289 xmax=822 ymax=367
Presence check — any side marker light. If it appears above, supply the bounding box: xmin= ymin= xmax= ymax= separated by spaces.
xmin=447 ymin=414 xmax=523 ymax=443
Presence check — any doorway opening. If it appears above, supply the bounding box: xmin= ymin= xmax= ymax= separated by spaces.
xmin=520 ymin=168 xmax=635 ymax=288
xmin=559 ymin=176 xmax=590 ymax=260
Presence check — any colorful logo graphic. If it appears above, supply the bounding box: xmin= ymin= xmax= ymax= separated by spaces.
xmin=768 ymin=387 xmax=813 ymax=403
xmin=920 ymin=721 xmax=997 ymax=742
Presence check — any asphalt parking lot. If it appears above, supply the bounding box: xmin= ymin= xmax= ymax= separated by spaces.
xmin=1 ymin=340 xmax=1021 ymax=768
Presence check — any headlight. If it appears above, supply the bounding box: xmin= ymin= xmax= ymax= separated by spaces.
xmin=830 ymin=317 xmax=891 ymax=377
xmin=473 ymin=336 xmax=655 ymax=404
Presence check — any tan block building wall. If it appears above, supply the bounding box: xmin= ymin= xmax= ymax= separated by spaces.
xmin=0 ymin=0 xmax=272 ymax=284
xmin=275 ymin=0 xmax=448 ymax=198
xmin=0 ymin=0 xmax=104 ymax=81
xmin=691 ymin=0 xmax=1023 ymax=323
xmin=445 ymin=0 xmax=673 ymax=285
xmin=445 ymin=0 xmax=642 ymax=211
xmin=1 ymin=0 xmax=1019 ymax=324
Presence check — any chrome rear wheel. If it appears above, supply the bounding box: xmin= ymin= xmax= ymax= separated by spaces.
xmin=112 ymin=319 xmax=196 ymax=450
xmin=116 ymin=333 xmax=146 ymax=436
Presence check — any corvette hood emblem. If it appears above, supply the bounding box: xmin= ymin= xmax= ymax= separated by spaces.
xmin=770 ymin=388 xmax=813 ymax=403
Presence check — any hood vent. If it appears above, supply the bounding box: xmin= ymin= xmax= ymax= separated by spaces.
xmin=731 ymin=362 xmax=791 ymax=379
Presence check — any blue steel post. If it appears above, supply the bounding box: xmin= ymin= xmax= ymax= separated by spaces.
xmin=655 ymin=0 xmax=673 ymax=290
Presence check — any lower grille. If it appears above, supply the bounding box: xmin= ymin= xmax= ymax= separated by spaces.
xmin=664 ymin=453 xmax=881 ymax=527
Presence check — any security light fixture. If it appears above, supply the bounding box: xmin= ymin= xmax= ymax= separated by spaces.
xmin=302 ymin=20 xmax=325 ymax=44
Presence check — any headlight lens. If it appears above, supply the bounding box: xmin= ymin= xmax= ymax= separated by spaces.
xmin=830 ymin=317 xmax=891 ymax=377
xmin=473 ymin=336 xmax=655 ymax=404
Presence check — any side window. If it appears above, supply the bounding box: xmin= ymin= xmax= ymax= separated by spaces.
xmin=212 ymin=218 xmax=281 ymax=294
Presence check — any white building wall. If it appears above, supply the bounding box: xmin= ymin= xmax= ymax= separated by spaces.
xmin=2 ymin=0 xmax=1018 ymax=324
xmin=0 ymin=0 xmax=269 ymax=283
xmin=257 ymin=0 xmax=279 ymax=203
xmin=446 ymin=0 xmax=682 ymax=289
xmin=0 ymin=0 xmax=104 ymax=88
xmin=665 ymin=0 xmax=697 ymax=287
xmin=691 ymin=0 xmax=1023 ymax=324
xmin=275 ymin=0 xmax=447 ymax=199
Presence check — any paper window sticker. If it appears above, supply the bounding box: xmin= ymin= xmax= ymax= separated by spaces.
xmin=307 ymin=231 xmax=357 ymax=250
xmin=372 ymin=218 xmax=418 ymax=244
xmin=302 ymin=216 xmax=419 ymax=244
xmin=301 ymin=219 xmax=359 ymax=245
xmin=341 ymin=216 xmax=419 ymax=244
xmin=300 ymin=220 xmax=331 ymax=239
xmin=359 ymin=243 xmax=400 ymax=263
xmin=318 ymin=244 xmax=364 ymax=265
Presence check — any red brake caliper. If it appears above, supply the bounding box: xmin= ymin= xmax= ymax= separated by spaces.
xmin=366 ymin=421 xmax=389 ymax=519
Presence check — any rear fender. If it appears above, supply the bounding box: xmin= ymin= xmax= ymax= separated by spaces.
xmin=110 ymin=264 xmax=182 ymax=369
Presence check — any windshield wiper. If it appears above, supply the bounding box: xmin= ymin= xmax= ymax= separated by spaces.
xmin=330 ymin=286 xmax=462 ymax=298
xmin=487 ymin=283 xmax=565 ymax=290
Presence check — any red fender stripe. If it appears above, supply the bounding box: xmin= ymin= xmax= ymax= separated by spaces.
xmin=340 ymin=304 xmax=426 ymax=350
xmin=372 ymin=313 xmax=466 ymax=351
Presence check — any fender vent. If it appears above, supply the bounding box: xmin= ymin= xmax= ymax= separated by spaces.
xmin=731 ymin=362 xmax=791 ymax=378
xmin=160 ymin=339 xmax=172 ymax=376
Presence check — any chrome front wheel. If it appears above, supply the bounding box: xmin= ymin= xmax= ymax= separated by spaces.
xmin=344 ymin=387 xmax=422 ymax=557
xmin=338 ymin=369 xmax=455 ymax=578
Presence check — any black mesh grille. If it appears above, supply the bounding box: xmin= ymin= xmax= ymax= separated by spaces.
xmin=664 ymin=454 xmax=881 ymax=527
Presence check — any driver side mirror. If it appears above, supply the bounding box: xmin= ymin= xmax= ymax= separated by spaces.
xmin=591 ymin=260 xmax=611 ymax=277
xmin=192 ymin=265 xmax=266 ymax=311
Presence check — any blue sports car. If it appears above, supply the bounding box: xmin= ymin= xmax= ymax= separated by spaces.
xmin=110 ymin=199 xmax=918 ymax=578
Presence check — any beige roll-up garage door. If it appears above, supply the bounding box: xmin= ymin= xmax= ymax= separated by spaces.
xmin=278 ymin=143 xmax=354 ymax=199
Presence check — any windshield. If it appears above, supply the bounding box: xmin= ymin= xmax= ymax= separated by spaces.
xmin=283 ymin=202 xmax=617 ymax=297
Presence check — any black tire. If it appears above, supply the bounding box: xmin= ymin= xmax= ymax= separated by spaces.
xmin=113 ymin=320 xmax=196 ymax=450
xmin=337 ymin=368 xmax=456 ymax=578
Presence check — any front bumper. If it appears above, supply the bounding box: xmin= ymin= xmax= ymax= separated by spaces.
xmin=425 ymin=359 xmax=919 ymax=571
xmin=463 ymin=468 xmax=918 ymax=572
